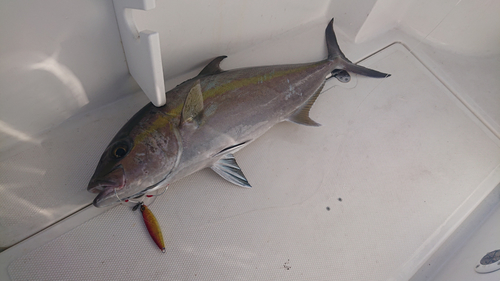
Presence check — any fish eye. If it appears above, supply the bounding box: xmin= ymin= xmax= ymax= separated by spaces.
xmin=113 ymin=145 xmax=128 ymax=158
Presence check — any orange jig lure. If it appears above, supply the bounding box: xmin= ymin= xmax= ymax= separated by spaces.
xmin=139 ymin=203 xmax=166 ymax=253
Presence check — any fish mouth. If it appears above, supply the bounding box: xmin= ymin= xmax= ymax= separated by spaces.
xmin=87 ymin=166 xmax=126 ymax=207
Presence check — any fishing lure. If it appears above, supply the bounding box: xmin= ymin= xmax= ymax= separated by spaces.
xmin=115 ymin=185 xmax=168 ymax=253
xmin=134 ymin=202 xmax=166 ymax=253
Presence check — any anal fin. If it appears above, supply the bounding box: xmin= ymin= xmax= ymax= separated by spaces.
xmin=211 ymin=153 xmax=252 ymax=188
xmin=287 ymin=82 xmax=324 ymax=127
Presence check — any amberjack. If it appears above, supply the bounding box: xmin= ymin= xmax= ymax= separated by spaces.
xmin=87 ymin=18 xmax=390 ymax=207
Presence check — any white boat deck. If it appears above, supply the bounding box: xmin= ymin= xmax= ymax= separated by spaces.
xmin=1 ymin=1 xmax=500 ymax=280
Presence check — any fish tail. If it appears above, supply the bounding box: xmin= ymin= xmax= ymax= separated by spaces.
xmin=326 ymin=18 xmax=390 ymax=78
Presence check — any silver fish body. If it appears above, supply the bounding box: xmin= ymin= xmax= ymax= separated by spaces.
xmin=87 ymin=18 xmax=390 ymax=207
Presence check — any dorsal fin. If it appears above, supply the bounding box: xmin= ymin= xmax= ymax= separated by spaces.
xmin=181 ymin=79 xmax=204 ymax=124
xmin=287 ymin=82 xmax=324 ymax=127
xmin=198 ymin=56 xmax=227 ymax=76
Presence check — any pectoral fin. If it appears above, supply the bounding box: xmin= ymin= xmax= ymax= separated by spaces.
xmin=211 ymin=153 xmax=252 ymax=188
xmin=287 ymin=82 xmax=324 ymax=127
xmin=181 ymin=79 xmax=204 ymax=125
xmin=213 ymin=140 xmax=250 ymax=157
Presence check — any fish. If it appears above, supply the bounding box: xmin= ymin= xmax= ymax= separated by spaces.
xmin=139 ymin=203 xmax=166 ymax=253
xmin=87 ymin=18 xmax=390 ymax=207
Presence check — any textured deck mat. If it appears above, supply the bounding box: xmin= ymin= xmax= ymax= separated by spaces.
xmin=7 ymin=44 xmax=500 ymax=281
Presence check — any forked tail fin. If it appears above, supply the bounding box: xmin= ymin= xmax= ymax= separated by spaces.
xmin=326 ymin=18 xmax=390 ymax=78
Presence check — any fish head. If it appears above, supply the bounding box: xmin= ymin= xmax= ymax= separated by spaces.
xmin=87 ymin=107 xmax=180 ymax=207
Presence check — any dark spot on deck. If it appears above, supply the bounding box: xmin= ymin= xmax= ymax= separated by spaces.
xmin=283 ymin=259 xmax=291 ymax=270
